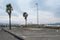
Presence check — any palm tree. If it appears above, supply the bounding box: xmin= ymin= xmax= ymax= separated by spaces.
xmin=23 ymin=12 xmax=28 ymax=27
xmin=6 ymin=4 xmax=13 ymax=30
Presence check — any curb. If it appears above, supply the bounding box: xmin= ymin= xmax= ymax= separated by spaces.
xmin=3 ymin=29 xmax=24 ymax=40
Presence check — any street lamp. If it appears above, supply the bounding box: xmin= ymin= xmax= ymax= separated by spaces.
xmin=23 ymin=12 xmax=28 ymax=27
xmin=36 ymin=3 xmax=39 ymax=26
xmin=6 ymin=4 xmax=13 ymax=30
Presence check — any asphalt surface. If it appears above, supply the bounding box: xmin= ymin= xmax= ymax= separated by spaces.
xmin=0 ymin=29 xmax=19 ymax=40
xmin=22 ymin=28 xmax=60 ymax=40
xmin=3 ymin=27 xmax=60 ymax=40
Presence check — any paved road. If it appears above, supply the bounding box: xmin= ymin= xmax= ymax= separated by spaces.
xmin=0 ymin=29 xmax=19 ymax=40
xmin=4 ymin=27 xmax=60 ymax=40
xmin=21 ymin=28 xmax=60 ymax=40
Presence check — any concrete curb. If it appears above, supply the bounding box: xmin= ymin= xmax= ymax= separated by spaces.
xmin=3 ymin=29 xmax=24 ymax=40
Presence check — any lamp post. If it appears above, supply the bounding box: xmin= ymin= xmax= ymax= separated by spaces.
xmin=6 ymin=4 xmax=13 ymax=30
xmin=36 ymin=3 xmax=39 ymax=26
xmin=23 ymin=12 xmax=28 ymax=27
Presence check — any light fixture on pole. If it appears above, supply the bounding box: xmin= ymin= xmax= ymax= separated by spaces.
xmin=36 ymin=3 xmax=39 ymax=25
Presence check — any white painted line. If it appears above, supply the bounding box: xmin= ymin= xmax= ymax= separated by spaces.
xmin=21 ymin=36 xmax=27 ymax=38
xmin=21 ymin=35 xmax=60 ymax=38
xmin=25 ymin=28 xmax=43 ymax=30
xmin=56 ymin=30 xmax=58 ymax=32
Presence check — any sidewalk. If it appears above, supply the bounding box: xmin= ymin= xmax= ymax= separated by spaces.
xmin=3 ymin=27 xmax=46 ymax=40
xmin=3 ymin=27 xmax=43 ymax=37
xmin=3 ymin=27 xmax=25 ymax=38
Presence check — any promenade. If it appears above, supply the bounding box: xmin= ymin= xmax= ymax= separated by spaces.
xmin=4 ymin=27 xmax=60 ymax=40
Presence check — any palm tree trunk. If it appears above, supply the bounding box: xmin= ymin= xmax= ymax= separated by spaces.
xmin=9 ymin=14 xmax=11 ymax=30
xmin=25 ymin=19 xmax=27 ymax=27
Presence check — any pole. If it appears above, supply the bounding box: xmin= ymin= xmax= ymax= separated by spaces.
xmin=36 ymin=3 xmax=38 ymax=25
xmin=9 ymin=14 xmax=11 ymax=30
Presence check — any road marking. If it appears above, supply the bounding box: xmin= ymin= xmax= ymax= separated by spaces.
xmin=21 ymin=36 xmax=26 ymax=38
xmin=56 ymin=30 xmax=58 ymax=32
xmin=24 ymin=28 xmax=43 ymax=30
xmin=21 ymin=35 xmax=60 ymax=38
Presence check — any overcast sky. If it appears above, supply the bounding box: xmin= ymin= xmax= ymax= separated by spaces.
xmin=0 ymin=0 xmax=60 ymax=24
